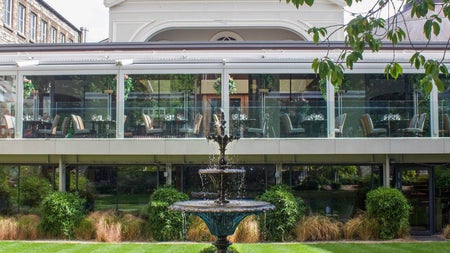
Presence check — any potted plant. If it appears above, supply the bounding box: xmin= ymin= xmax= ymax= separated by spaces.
xmin=23 ymin=78 xmax=36 ymax=98
xmin=213 ymin=75 xmax=237 ymax=94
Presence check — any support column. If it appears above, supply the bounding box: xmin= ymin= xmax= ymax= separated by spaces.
xmin=58 ymin=156 xmax=66 ymax=192
xmin=430 ymin=81 xmax=439 ymax=137
xmin=326 ymin=78 xmax=336 ymax=138
xmin=275 ymin=163 xmax=283 ymax=185
xmin=383 ymin=155 xmax=390 ymax=188
xmin=165 ymin=163 xmax=172 ymax=185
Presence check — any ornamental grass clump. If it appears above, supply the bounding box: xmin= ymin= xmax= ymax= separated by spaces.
xmin=342 ymin=212 xmax=379 ymax=240
xmin=16 ymin=214 xmax=40 ymax=240
xmin=187 ymin=216 xmax=215 ymax=242
xmin=365 ymin=187 xmax=411 ymax=240
xmin=257 ymin=184 xmax=306 ymax=241
xmin=443 ymin=224 xmax=450 ymax=239
xmin=0 ymin=217 xmax=17 ymax=240
xmin=294 ymin=215 xmax=342 ymax=241
xmin=229 ymin=215 xmax=260 ymax=243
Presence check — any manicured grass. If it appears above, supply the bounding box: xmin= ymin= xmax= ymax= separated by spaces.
xmin=0 ymin=241 xmax=448 ymax=253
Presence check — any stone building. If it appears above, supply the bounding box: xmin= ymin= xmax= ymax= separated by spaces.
xmin=0 ymin=0 xmax=81 ymax=43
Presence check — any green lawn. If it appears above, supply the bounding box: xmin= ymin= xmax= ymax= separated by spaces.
xmin=0 ymin=241 xmax=448 ymax=253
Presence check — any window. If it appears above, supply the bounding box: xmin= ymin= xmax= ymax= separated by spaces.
xmin=18 ymin=4 xmax=26 ymax=34
xmin=59 ymin=32 xmax=65 ymax=43
xmin=50 ymin=27 xmax=57 ymax=43
xmin=41 ymin=20 xmax=47 ymax=43
xmin=4 ymin=0 xmax=12 ymax=27
xmin=30 ymin=12 xmax=37 ymax=41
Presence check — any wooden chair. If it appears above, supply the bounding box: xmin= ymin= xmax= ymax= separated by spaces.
xmin=213 ymin=114 xmax=222 ymax=135
xmin=142 ymin=114 xmax=163 ymax=136
xmin=180 ymin=113 xmax=203 ymax=137
xmin=71 ymin=114 xmax=92 ymax=137
xmin=0 ymin=115 xmax=15 ymax=138
xmin=57 ymin=117 xmax=70 ymax=137
xmin=334 ymin=113 xmax=347 ymax=137
xmin=360 ymin=114 xmax=387 ymax=137
xmin=441 ymin=114 xmax=450 ymax=137
xmin=402 ymin=113 xmax=427 ymax=137
xmin=281 ymin=113 xmax=305 ymax=136
xmin=38 ymin=115 xmax=60 ymax=137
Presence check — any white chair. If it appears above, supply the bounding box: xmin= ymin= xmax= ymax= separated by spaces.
xmin=402 ymin=113 xmax=426 ymax=137
xmin=71 ymin=114 xmax=92 ymax=137
xmin=180 ymin=113 xmax=203 ymax=137
xmin=0 ymin=115 xmax=15 ymax=138
xmin=334 ymin=113 xmax=347 ymax=137
xmin=38 ymin=115 xmax=60 ymax=137
xmin=281 ymin=113 xmax=305 ymax=136
xmin=142 ymin=114 xmax=163 ymax=136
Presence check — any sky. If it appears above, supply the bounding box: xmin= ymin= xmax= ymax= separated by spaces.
xmin=44 ymin=0 xmax=109 ymax=42
xmin=43 ymin=0 xmax=394 ymax=43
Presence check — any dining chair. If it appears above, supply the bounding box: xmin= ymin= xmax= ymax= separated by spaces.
xmin=71 ymin=114 xmax=92 ymax=137
xmin=0 ymin=114 xmax=15 ymax=138
xmin=334 ymin=113 xmax=347 ymax=137
xmin=213 ymin=113 xmax=222 ymax=135
xmin=180 ymin=113 xmax=203 ymax=137
xmin=247 ymin=113 xmax=273 ymax=137
xmin=281 ymin=113 xmax=305 ymax=136
xmin=398 ymin=114 xmax=418 ymax=136
xmin=442 ymin=114 xmax=450 ymax=137
xmin=142 ymin=114 xmax=163 ymax=136
xmin=38 ymin=114 xmax=60 ymax=137
xmin=402 ymin=113 xmax=427 ymax=137
xmin=58 ymin=117 xmax=70 ymax=137
xmin=360 ymin=114 xmax=387 ymax=137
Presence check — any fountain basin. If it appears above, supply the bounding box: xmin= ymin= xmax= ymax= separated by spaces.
xmin=170 ymin=200 xmax=274 ymax=238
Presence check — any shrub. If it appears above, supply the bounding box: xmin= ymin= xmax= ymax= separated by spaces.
xmin=0 ymin=217 xmax=17 ymax=240
xmin=19 ymin=174 xmax=52 ymax=209
xmin=443 ymin=224 xmax=450 ymax=239
xmin=294 ymin=215 xmax=341 ymax=241
xmin=365 ymin=187 xmax=411 ymax=240
xmin=187 ymin=216 xmax=215 ymax=242
xmin=147 ymin=186 xmax=189 ymax=241
xmin=257 ymin=184 xmax=306 ymax=241
xmin=298 ymin=180 xmax=320 ymax=191
xmin=229 ymin=215 xmax=260 ymax=243
xmin=342 ymin=212 xmax=379 ymax=240
xmin=39 ymin=191 xmax=86 ymax=239
xmin=16 ymin=214 xmax=40 ymax=240
xmin=200 ymin=245 xmax=239 ymax=253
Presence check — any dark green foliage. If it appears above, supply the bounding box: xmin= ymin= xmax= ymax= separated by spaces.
xmin=20 ymin=174 xmax=52 ymax=209
xmin=147 ymin=186 xmax=189 ymax=241
xmin=199 ymin=245 xmax=239 ymax=253
xmin=39 ymin=191 xmax=86 ymax=239
xmin=298 ymin=180 xmax=319 ymax=191
xmin=257 ymin=184 xmax=306 ymax=241
xmin=365 ymin=187 xmax=411 ymax=240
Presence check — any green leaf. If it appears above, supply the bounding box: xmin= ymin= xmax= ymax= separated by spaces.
xmin=432 ymin=21 xmax=441 ymax=36
xmin=424 ymin=19 xmax=433 ymax=39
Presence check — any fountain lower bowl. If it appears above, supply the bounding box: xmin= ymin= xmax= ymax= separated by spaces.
xmin=170 ymin=199 xmax=274 ymax=213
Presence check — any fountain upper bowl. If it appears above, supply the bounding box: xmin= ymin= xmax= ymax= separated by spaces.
xmin=170 ymin=200 xmax=274 ymax=213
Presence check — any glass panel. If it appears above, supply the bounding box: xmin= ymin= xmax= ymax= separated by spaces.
xmin=438 ymin=76 xmax=450 ymax=137
xmin=23 ymin=74 xmax=115 ymax=138
xmin=125 ymin=74 xmax=212 ymax=138
xmin=400 ymin=168 xmax=430 ymax=233
xmin=286 ymin=164 xmax=382 ymax=221
xmin=339 ymin=74 xmax=429 ymax=137
xmin=435 ymin=165 xmax=450 ymax=232
xmin=0 ymin=75 xmax=16 ymax=138
xmin=227 ymin=73 xmax=326 ymax=138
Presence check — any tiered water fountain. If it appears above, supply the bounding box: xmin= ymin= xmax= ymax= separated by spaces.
xmin=170 ymin=110 xmax=274 ymax=253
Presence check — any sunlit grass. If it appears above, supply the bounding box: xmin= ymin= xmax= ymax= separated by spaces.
xmin=0 ymin=241 xmax=448 ymax=253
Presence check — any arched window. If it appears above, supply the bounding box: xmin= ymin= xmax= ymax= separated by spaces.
xmin=210 ymin=31 xmax=243 ymax=41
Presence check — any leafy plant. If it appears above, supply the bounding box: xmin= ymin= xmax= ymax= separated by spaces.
xmin=147 ymin=186 xmax=189 ymax=241
xmin=365 ymin=187 xmax=411 ymax=240
xmin=19 ymin=173 xmax=52 ymax=209
xmin=200 ymin=245 xmax=239 ymax=253
xmin=213 ymin=75 xmax=237 ymax=94
xmin=39 ymin=192 xmax=86 ymax=239
xmin=257 ymin=184 xmax=306 ymax=241
xmin=23 ymin=78 xmax=36 ymax=98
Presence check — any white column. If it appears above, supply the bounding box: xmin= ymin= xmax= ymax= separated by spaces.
xmin=430 ymin=81 xmax=439 ymax=137
xmin=275 ymin=163 xmax=283 ymax=185
xmin=116 ymin=69 xmax=125 ymax=138
xmin=165 ymin=163 xmax=172 ymax=185
xmin=58 ymin=156 xmax=66 ymax=192
xmin=16 ymin=72 xmax=24 ymax=138
xmin=221 ymin=60 xmax=230 ymax=135
xmin=327 ymin=79 xmax=336 ymax=138
xmin=383 ymin=155 xmax=390 ymax=188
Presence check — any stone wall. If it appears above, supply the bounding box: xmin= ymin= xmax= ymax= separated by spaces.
xmin=0 ymin=0 xmax=80 ymax=43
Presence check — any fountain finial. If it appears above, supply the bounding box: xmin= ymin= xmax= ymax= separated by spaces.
xmin=206 ymin=108 xmax=239 ymax=168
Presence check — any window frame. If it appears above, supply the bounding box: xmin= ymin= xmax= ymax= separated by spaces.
xmin=50 ymin=26 xmax=57 ymax=43
xmin=18 ymin=4 xmax=26 ymax=35
xmin=4 ymin=0 xmax=13 ymax=27
xmin=40 ymin=20 xmax=47 ymax=43
xmin=29 ymin=12 xmax=37 ymax=42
